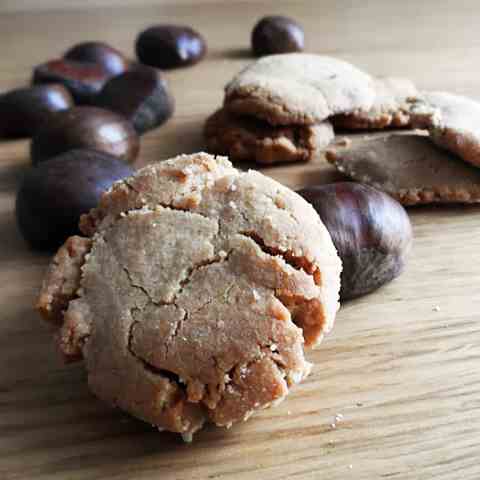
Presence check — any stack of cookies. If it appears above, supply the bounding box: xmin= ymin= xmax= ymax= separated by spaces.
xmin=205 ymin=54 xmax=370 ymax=165
xmin=206 ymin=52 xmax=480 ymax=205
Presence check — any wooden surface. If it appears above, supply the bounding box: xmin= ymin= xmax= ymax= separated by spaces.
xmin=1 ymin=1 xmax=480 ymax=479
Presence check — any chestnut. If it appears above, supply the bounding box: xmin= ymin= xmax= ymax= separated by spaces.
xmin=0 ymin=84 xmax=73 ymax=138
xmin=30 ymin=106 xmax=140 ymax=165
xmin=64 ymin=41 xmax=129 ymax=76
xmin=96 ymin=65 xmax=174 ymax=134
xmin=251 ymin=16 xmax=305 ymax=57
xmin=135 ymin=25 xmax=206 ymax=69
xmin=33 ymin=59 xmax=110 ymax=104
xmin=16 ymin=149 xmax=134 ymax=250
xmin=298 ymin=182 xmax=413 ymax=300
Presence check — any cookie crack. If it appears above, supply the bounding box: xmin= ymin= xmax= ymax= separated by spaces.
xmin=164 ymin=308 xmax=188 ymax=359
xmin=175 ymin=249 xmax=233 ymax=303
xmin=121 ymin=266 xmax=160 ymax=306
xmin=240 ymin=231 xmax=320 ymax=284
xmin=125 ymin=252 xmax=235 ymax=402
xmin=122 ymin=178 xmax=213 ymax=220
xmin=127 ymin=314 xmax=185 ymax=396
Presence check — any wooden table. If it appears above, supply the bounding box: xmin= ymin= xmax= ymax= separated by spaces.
xmin=1 ymin=1 xmax=480 ymax=479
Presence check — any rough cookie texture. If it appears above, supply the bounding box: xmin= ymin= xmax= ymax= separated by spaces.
xmin=38 ymin=153 xmax=341 ymax=438
xmin=326 ymin=133 xmax=480 ymax=205
xmin=36 ymin=236 xmax=92 ymax=326
xmin=224 ymin=54 xmax=375 ymax=126
xmin=332 ymin=77 xmax=418 ymax=130
xmin=409 ymin=91 xmax=480 ymax=168
xmin=204 ymin=107 xmax=334 ymax=164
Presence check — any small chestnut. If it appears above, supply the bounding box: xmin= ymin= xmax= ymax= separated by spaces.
xmin=135 ymin=25 xmax=206 ymax=69
xmin=0 ymin=84 xmax=74 ymax=138
xmin=64 ymin=41 xmax=129 ymax=76
xmin=30 ymin=106 xmax=140 ymax=165
xmin=96 ymin=65 xmax=174 ymax=134
xmin=251 ymin=16 xmax=305 ymax=57
xmin=33 ymin=59 xmax=110 ymax=104
xmin=298 ymin=182 xmax=413 ymax=300
xmin=16 ymin=149 xmax=134 ymax=250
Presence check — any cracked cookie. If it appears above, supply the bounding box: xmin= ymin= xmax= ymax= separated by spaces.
xmin=224 ymin=53 xmax=375 ymax=126
xmin=37 ymin=153 xmax=341 ymax=439
xmin=332 ymin=77 xmax=418 ymax=130
xmin=409 ymin=91 xmax=480 ymax=168
xmin=326 ymin=132 xmax=480 ymax=205
xmin=204 ymin=107 xmax=334 ymax=164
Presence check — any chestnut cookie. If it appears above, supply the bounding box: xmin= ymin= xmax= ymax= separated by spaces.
xmin=204 ymin=108 xmax=334 ymax=164
xmin=37 ymin=153 xmax=341 ymax=439
xmin=326 ymin=133 xmax=480 ymax=205
xmin=409 ymin=91 xmax=480 ymax=168
xmin=332 ymin=77 xmax=418 ymax=130
xmin=224 ymin=54 xmax=375 ymax=126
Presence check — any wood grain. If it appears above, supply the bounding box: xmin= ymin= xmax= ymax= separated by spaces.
xmin=1 ymin=1 xmax=480 ymax=479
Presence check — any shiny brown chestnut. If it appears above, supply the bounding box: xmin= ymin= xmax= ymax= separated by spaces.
xmin=96 ymin=65 xmax=174 ymax=134
xmin=30 ymin=106 xmax=140 ymax=165
xmin=135 ymin=25 xmax=206 ymax=69
xmin=0 ymin=84 xmax=74 ymax=138
xmin=16 ymin=149 xmax=134 ymax=250
xmin=251 ymin=15 xmax=305 ymax=56
xmin=64 ymin=41 xmax=129 ymax=76
xmin=298 ymin=182 xmax=413 ymax=300
xmin=33 ymin=59 xmax=110 ymax=104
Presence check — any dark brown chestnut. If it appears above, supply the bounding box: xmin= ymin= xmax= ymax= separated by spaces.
xmin=0 ymin=84 xmax=74 ymax=138
xmin=298 ymin=182 xmax=413 ymax=300
xmin=251 ymin=16 xmax=305 ymax=56
xmin=30 ymin=106 xmax=140 ymax=165
xmin=16 ymin=149 xmax=134 ymax=250
xmin=135 ymin=25 xmax=206 ymax=69
xmin=96 ymin=65 xmax=174 ymax=134
xmin=64 ymin=41 xmax=129 ymax=76
xmin=33 ymin=59 xmax=110 ymax=104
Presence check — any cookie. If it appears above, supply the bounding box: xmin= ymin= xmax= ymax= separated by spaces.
xmin=38 ymin=153 xmax=341 ymax=439
xmin=408 ymin=91 xmax=480 ymax=168
xmin=204 ymin=107 xmax=334 ymax=165
xmin=224 ymin=53 xmax=375 ymax=126
xmin=326 ymin=133 xmax=480 ymax=205
xmin=332 ymin=77 xmax=418 ymax=130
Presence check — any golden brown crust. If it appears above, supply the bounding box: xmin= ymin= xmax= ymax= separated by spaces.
xmin=204 ymin=108 xmax=334 ymax=165
xmin=332 ymin=77 xmax=418 ymax=131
